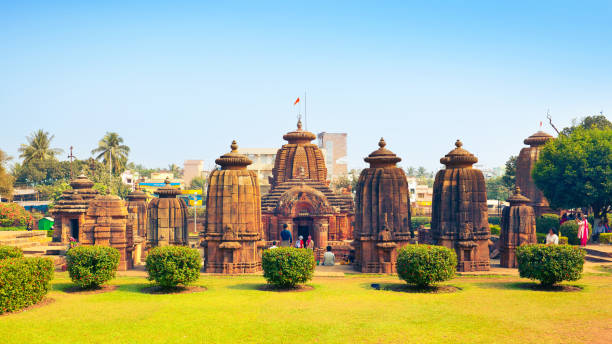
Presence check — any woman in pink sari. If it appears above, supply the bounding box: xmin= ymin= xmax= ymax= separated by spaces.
xmin=577 ymin=213 xmax=589 ymax=246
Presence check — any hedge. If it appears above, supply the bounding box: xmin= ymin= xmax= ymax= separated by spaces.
xmin=0 ymin=203 xmax=34 ymax=228
xmin=560 ymin=221 xmax=592 ymax=245
xmin=600 ymin=233 xmax=612 ymax=244
xmin=66 ymin=245 xmax=120 ymax=289
xmin=262 ymin=247 xmax=315 ymax=288
xmin=488 ymin=216 xmax=501 ymax=225
xmin=0 ymin=257 xmax=54 ymax=314
xmin=146 ymin=246 xmax=201 ymax=288
xmin=396 ymin=245 xmax=457 ymax=287
xmin=516 ymin=244 xmax=585 ymax=287
xmin=490 ymin=224 xmax=501 ymax=236
xmin=411 ymin=216 xmax=431 ymax=228
xmin=536 ymin=233 xmax=567 ymax=245
xmin=536 ymin=214 xmax=560 ymax=234
xmin=0 ymin=246 xmax=23 ymax=260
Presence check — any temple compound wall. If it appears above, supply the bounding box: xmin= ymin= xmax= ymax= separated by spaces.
xmin=431 ymin=140 xmax=490 ymax=272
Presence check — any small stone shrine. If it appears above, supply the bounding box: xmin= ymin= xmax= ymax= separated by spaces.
xmin=499 ymin=187 xmax=537 ymax=268
xmin=147 ymin=178 xmax=188 ymax=247
xmin=516 ymin=130 xmax=554 ymax=216
xmin=126 ymin=187 xmax=148 ymax=263
xmin=81 ymin=195 xmax=134 ymax=270
xmin=51 ymin=174 xmax=99 ymax=243
xmin=431 ymin=140 xmax=490 ymax=272
xmin=353 ymin=138 xmax=412 ymax=273
xmin=261 ymin=120 xmax=354 ymax=260
xmin=202 ymin=141 xmax=265 ymax=273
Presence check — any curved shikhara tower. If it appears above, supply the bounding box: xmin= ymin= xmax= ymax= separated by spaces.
xmin=261 ymin=120 xmax=354 ymax=260
xmin=516 ymin=130 xmax=554 ymax=216
xmin=353 ymin=138 xmax=412 ymax=273
xmin=202 ymin=141 xmax=264 ymax=274
xmin=500 ymin=187 xmax=536 ymax=268
xmin=431 ymin=140 xmax=490 ymax=272
xmin=147 ymin=178 xmax=188 ymax=247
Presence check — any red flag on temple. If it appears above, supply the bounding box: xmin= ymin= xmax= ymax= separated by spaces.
xmin=294 ymin=97 xmax=300 ymax=105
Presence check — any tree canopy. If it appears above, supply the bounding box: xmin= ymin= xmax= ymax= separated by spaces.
xmin=91 ymin=132 xmax=130 ymax=175
xmin=501 ymin=155 xmax=517 ymax=189
xmin=0 ymin=149 xmax=14 ymax=200
xmin=18 ymin=129 xmax=62 ymax=164
xmin=561 ymin=114 xmax=612 ymax=136
xmin=532 ymin=127 xmax=612 ymax=220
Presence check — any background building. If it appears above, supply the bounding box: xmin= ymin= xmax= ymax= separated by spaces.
xmin=183 ymin=160 xmax=204 ymax=188
xmin=241 ymin=148 xmax=277 ymax=194
xmin=317 ymin=132 xmax=348 ymax=181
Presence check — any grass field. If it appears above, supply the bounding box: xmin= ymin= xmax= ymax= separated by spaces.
xmin=2 ymin=270 xmax=611 ymax=344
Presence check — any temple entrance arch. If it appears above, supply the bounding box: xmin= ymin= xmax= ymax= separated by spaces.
xmin=293 ymin=216 xmax=314 ymax=246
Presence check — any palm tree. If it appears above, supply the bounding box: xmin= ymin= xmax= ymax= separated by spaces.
xmin=91 ymin=132 xmax=130 ymax=176
xmin=18 ymin=130 xmax=63 ymax=164
xmin=168 ymin=163 xmax=182 ymax=178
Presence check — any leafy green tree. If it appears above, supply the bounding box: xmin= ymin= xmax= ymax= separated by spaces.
xmin=18 ymin=130 xmax=62 ymax=164
xmin=168 ymin=163 xmax=182 ymax=178
xmin=561 ymin=114 xmax=612 ymax=136
xmin=91 ymin=132 xmax=130 ymax=176
xmin=416 ymin=166 xmax=427 ymax=178
xmin=501 ymin=155 xmax=517 ymax=189
xmin=0 ymin=149 xmax=14 ymax=200
xmin=486 ymin=176 xmax=511 ymax=201
xmin=532 ymin=127 xmax=612 ymax=221
xmin=12 ymin=159 xmax=71 ymax=186
xmin=35 ymin=181 xmax=71 ymax=203
xmin=189 ymin=176 xmax=206 ymax=190
xmin=405 ymin=166 xmax=416 ymax=177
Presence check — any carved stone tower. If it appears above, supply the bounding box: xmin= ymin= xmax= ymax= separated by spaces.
xmin=516 ymin=130 xmax=554 ymax=216
xmin=353 ymin=138 xmax=412 ymax=273
xmin=202 ymin=140 xmax=265 ymax=274
xmin=51 ymin=174 xmax=99 ymax=243
xmin=126 ymin=187 xmax=148 ymax=263
xmin=431 ymin=140 xmax=490 ymax=272
xmin=147 ymin=178 xmax=188 ymax=247
xmin=500 ymin=187 xmax=537 ymax=268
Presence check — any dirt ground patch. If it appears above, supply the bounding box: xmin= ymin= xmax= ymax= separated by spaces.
xmin=377 ymin=283 xmax=460 ymax=294
xmin=1 ymin=297 xmax=55 ymax=316
xmin=257 ymin=284 xmax=314 ymax=292
xmin=140 ymin=285 xmax=207 ymax=294
xmin=62 ymin=284 xmax=119 ymax=294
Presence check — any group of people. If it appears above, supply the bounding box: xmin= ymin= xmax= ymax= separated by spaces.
xmin=547 ymin=212 xmax=611 ymax=246
xmin=268 ymin=224 xmax=336 ymax=266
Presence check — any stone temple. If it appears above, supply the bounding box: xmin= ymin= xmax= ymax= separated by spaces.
xmin=431 ymin=140 xmax=490 ymax=272
xmin=261 ymin=120 xmax=354 ymax=259
xmin=51 ymin=174 xmax=99 ymax=243
xmin=202 ymin=141 xmax=265 ymax=273
xmin=499 ymin=187 xmax=536 ymax=268
xmin=516 ymin=130 xmax=554 ymax=216
xmin=147 ymin=178 xmax=189 ymax=247
xmin=353 ymin=138 xmax=412 ymax=273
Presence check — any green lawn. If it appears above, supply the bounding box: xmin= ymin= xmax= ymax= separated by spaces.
xmin=2 ymin=271 xmax=611 ymax=344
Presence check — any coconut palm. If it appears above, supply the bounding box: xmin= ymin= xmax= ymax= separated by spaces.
xmin=91 ymin=132 xmax=130 ymax=175
xmin=18 ymin=130 xmax=63 ymax=164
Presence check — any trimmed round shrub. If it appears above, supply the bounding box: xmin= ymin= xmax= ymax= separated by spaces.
xmin=536 ymin=214 xmax=560 ymax=234
xmin=0 ymin=203 xmax=34 ymax=229
xmin=516 ymin=244 xmax=585 ymax=287
xmin=0 ymin=245 xmax=23 ymax=260
xmin=66 ymin=245 xmax=120 ymax=289
xmin=0 ymin=257 xmax=54 ymax=314
xmin=600 ymin=233 xmax=612 ymax=244
xmin=536 ymin=233 xmax=546 ymax=244
xmin=559 ymin=221 xmax=592 ymax=245
xmin=397 ymin=245 xmax=457 ymax=287
xmin=262 ymin=247 xmax=315 ymax=288
xmin=146 ymin=246 xmax=201 ymax=288
xmin=559 ymin=236 xmax=569 ymax=245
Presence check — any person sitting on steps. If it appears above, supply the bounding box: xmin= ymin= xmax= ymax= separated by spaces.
xmin=323 ymin=246 xmax=335 ymax=266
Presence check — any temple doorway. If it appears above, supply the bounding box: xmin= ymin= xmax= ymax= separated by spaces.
xmin=70 ymin=218 xmax=79 ymax=241
xmin=293 ymin=216 xmax=313 ymax=246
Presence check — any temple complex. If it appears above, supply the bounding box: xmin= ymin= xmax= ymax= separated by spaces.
xmin=499 ymin=187 xmax=537 ymax=268
xmin=51 ymin=174 xmax=99 ymax=243
xmin=81 ymin=195 xmax=134 ymax=270
xmin=126 ymin=188 xmax=148 ymax=264
xmin=261 ymin=120 xmax=354 ymax=259
xmin=202 ymin=141 xmax=265 ymax=273
xmin=431 ymin=140 xmax=490 ymax=272
xmin=353 ymin=138 xmax=412 ymax=273
xmin=516 ymin=130 xmax=554 ymax=216
xmin=147 ymin=178 xmax=188 ymax=247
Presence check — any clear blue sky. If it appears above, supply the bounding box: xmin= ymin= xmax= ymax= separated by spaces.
xmin=1 ymin=1 xmax=611 ymax=172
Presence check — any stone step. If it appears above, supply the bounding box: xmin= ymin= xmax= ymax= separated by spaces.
xmin=0 ymin=240 xmax=40 ymax=249
xmin=585 ymin=246 xmax=612 ymax=258
xmin=22 ymin=245 xmax=66 ymax=255
xmin=0 ymin=230 xmax=49 ymax=239
xmin=585 ymin=254 xmax=612 ymax=263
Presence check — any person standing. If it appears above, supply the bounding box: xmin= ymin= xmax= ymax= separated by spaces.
xmin=305 ymin=235 xmax=314 ymax=250
xmin=577 ymin=213 xmax=589 ymax=246
xmin=280 ymin=224 xmax=292 ymax=247
xmin=295 ymin=235 xmax=304 ymax=248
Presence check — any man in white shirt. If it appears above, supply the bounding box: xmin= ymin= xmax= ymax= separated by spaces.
xmin=323 ymin=246 xmax=335 ymax=266
xmin=546 ymin=229 xmax=559 ymax=245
